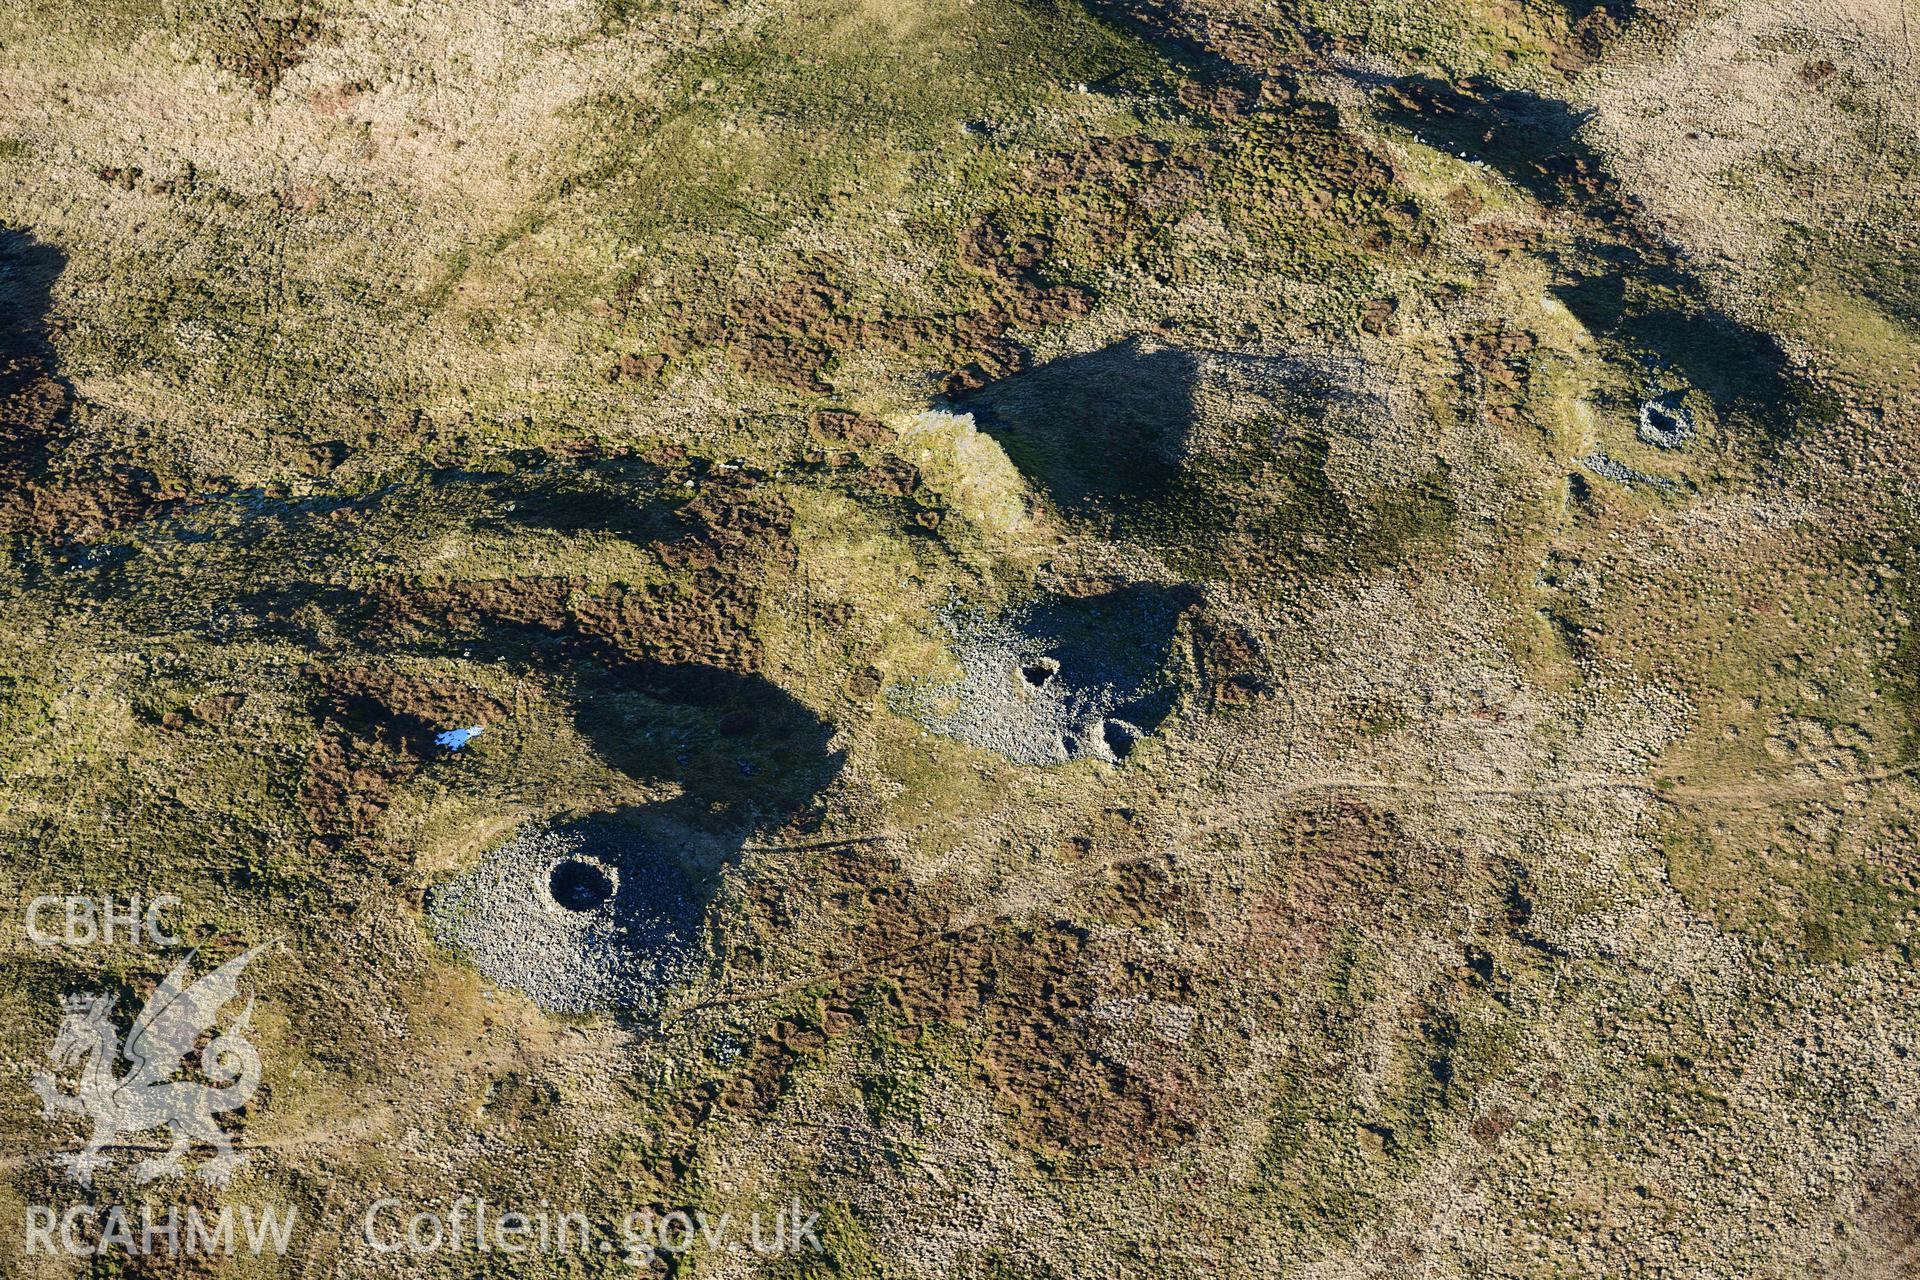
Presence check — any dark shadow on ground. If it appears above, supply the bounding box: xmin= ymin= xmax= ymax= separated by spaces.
xmin=248 ymin=461 xmax=844 ymax=823
xmin=1024 ymin=581 xmax=1197 ymax=736
xmin=958 ymin=336 xmax=1199 ymax=518
xmin=465 ymin=455 xmax=689 ymax=543
xmin=0 ymin=227 xmax=72 ymax=490
xmin=534 ymin=651 xmax=843 ymax=820
xmin=0 ymin=227 xmax=65 ymax=366
xmin=957 ymin=337 xmax=1456 ymax=576
xmin=0 ymin=226 xmax=198 ymax=541
xmin=1376 ymin=76 xmax=1828 ymax=436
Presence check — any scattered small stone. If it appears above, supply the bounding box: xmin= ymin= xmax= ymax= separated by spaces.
xmin=1638 ymin=392 xmax=1694 ymax=449
xmin=1581 ymin=451 xmax=1674 ymax=489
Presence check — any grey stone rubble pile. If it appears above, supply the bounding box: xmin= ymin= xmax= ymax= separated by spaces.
xmin=427 ymin=821 xmax=703 ymax=1013
xmin=889 ymin=594 xmax=1178 ymax=766
xmin=1582 ymin=451 xmax=1675 ymax=489
xmin=1638 ymin=392 xmax=1694 ymax=449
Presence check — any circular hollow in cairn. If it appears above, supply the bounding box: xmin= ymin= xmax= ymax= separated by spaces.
xmin=548 ymin=858 xmax=615 ymax=911
xmin=1637 ymin=393 xmax=1693 ymax=449
xmin=1019 ymin=657 xmax=1060 ymax=688
xmin=889 ymin=585 xmax=1188 ymax=766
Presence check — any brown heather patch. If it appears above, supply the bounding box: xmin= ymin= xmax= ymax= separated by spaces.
xmin=298 ymin=667 xmax=506 ymax=839
xmin=1192 ymin=615 xmax=1271 ymax=708
xmin=1086 ymin=0 xmax=1316 ymax=80
xmin=667 ymin=924 xmax=1209 ymax=1171
xmin=1238 ymin=801 xmax=1464 ymax=967
xmin=668 ymin=257 xmax=1089 ymax=398
xmin=1454 ymin=325 xmax=1539 ymax=427
xmin=205 ymin=7 xmax=325 ymax=98
xmin=312 ymin=667 xmax=508 ymax=755
xmin=894 ymin=920 xmax=1208 ymax=1168
xmin=1854 ymin=1154 xmax=1920 ymax=1278
xmin=1548 ymin=5 xmax=1625 ymax=75
xmin=657 ymin=843 xmax=1211 ymax=1172
xmin=809 ymin=409 xmax=896 ymax=448
xmin=368 ymin=473 xmax=793 ymax=674
xmin=657 ymin=135 xmax=1212 ymax=398
xmin=855 ymin=455 xmax=921 ymax=498
xmin=1020 ymin=136 xmax=1210 ymax=232
xmin=298 ymin=728 xmax=418 ymax=840
xmin=0 ymin=350 xmax=184 ymax=539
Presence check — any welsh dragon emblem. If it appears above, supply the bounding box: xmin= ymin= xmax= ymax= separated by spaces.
xmin=32 ymin=944 xmax=269 ymax=1186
